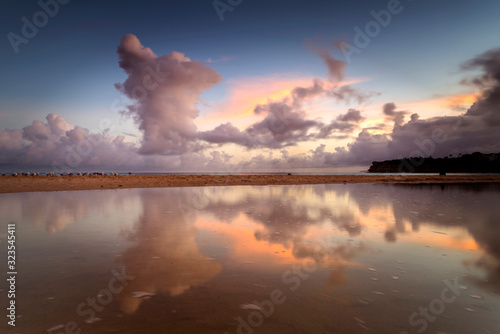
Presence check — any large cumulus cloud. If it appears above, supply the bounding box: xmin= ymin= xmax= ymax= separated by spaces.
xmin=116 ymin=34 xmax=222 ymax=155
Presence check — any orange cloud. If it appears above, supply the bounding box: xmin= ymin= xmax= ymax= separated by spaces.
xmin=401 ymin=226 xmax=479 ymax=252
xmin=197 ymin=76 xmax=312 ymax=130
xmin=349 ymin=92 xmax=480 ymax=137
xmin=195 ymin=214 xmax=297 ymax=266
xmin=196 ymin=75 xmax=366 ymax=131
xmin=398 ymin=93 xmax=478 ymax=118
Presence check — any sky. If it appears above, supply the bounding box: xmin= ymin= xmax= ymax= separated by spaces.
xmin=1 ymin=0 xmax=500 ymax=172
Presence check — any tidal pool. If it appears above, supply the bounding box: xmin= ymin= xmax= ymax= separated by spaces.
xmin=1 ymin=184 xmax=499 ymax=333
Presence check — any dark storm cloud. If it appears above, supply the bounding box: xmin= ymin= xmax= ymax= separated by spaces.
xmin=462 ymin=47 xmax=500 ymax=125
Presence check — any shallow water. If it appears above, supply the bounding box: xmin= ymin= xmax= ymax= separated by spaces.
xmin=1 ymin=184 xmax=499 ymax=333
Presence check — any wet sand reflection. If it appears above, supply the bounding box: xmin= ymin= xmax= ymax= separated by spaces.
xmin=1 ymin=184 xmax=499 ymax=333
xmin=115 ymin=189 xmax=222 ymax=314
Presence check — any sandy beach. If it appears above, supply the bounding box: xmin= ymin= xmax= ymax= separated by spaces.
xmin=0 ymin=174 xmax=499 ymax=193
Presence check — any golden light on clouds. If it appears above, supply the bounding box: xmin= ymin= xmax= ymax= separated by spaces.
xmin=398 ymin=93 xmax=479 ymax=118
xmin=196 ymin=76 xmax=313 ymax=130
xmin=196 ymin=76 xmax=368 ymax=131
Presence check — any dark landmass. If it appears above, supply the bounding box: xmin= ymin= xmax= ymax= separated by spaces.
xmin=369 ymin=152 xmax=500 ymax=173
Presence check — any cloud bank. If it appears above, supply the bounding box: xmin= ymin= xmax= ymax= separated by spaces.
xmin=1 ymin=37 xmax=499 ymax=172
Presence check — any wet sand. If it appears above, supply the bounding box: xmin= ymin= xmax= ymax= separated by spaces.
xmin=1 ymin=174 xmax=500 ymax=193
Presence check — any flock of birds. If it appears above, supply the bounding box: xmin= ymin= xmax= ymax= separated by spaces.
xmin=1 ymin=171 xmax=134 ymax=176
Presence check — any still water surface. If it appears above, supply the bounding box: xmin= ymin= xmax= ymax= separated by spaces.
xmin=1 ymin=184 xmax=499 ymax=333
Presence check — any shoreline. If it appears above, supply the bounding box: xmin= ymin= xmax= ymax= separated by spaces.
xmin=1 ymin=174 xmax=500 ymax=194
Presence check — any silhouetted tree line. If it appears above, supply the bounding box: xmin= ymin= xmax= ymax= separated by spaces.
xmin=368 ymin=152 xmax=500 ymax=173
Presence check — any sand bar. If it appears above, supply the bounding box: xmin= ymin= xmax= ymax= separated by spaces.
xmin=1 ymin=174 xmax=500 ymax=193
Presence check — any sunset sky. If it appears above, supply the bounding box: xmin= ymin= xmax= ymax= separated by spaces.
xmin=1 ymin=0 xmax=500 ymax=172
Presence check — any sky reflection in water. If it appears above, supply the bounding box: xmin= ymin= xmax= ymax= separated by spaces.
xmin=1 ymin=184 xmax=499 ymax=333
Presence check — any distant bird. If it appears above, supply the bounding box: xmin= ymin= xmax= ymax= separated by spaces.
xmin=128 ymin=172 xmax=132 ymax=175
xmin=1 ymin=173 xmax=5 ymax=176
xmin=12 ymin=173 xmax=18 ymax=176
